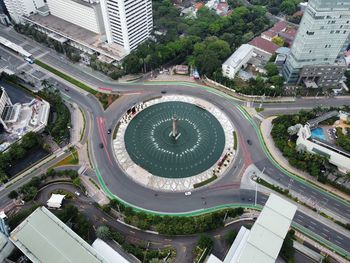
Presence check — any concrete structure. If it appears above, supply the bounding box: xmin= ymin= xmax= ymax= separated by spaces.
xmin=207 ymin=193 xmax=297 ymax=263
xmin=298 ymin=62 xmax=347 ymax=88
xmin=296 ymin=124 xmax=350 ymax=173
xmin=0 ymin=231 xmax=14 ymax=262
xmin=46 ymin=194 xmax=65 ymax=208
xmin=0 ymin=87 xmax=50 ymax=151
xmin=23 ymin=14 xmax=127 ymax=61
xmin=10 ymin=207 xmax=109 ymax=263
xmin=100 ymin=0 xmax=153 ymax=53
xmin=92 ymin=238 xmax=130 ymax=263
xmin=3 ymin=0 xmax=45 ymax=23
xmin=222 ymin=44 xmax=254 ymax=79
xmin=283 ymin=0 xmax=350 ymax=87
xmin=0 ymin=36 xmax=32 ymax=58
xmin=0 ymin=87 xmax=13 ymax=131
xmin=0 ymin=211 xmax=9 ymax=236
xmin=46 ymin=0 xmax=105 ymax=34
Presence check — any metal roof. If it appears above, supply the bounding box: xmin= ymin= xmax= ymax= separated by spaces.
xmin=208 ymin=193 xmax=297 ymax=263
xmin=10 ymin=207 xmax=108 ymax=263
xmin=223 ymin=44 xmax=254 ymax=68
xmin=236 ymin=194 xmax=297 ymax=263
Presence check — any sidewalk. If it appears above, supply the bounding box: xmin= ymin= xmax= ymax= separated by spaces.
xmin=261 ymin=116 xmax=350 ymax=202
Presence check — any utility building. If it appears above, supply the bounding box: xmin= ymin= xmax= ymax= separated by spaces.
xmin=283 ymin=0 xmax=350 ymax=87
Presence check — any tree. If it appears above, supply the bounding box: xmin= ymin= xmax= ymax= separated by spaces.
xmin=96 ymin=225 xmax=111 ymax=239
xmin=225 ymin=230 xmax=237 ymax=245
xmin=280 ymin=230 xmax=295 ymax=261
xmin=280 ymin=0 xmax=297 ymax=15
xmin=8 ymin=190 xmax=18 ymax=199
xmin=272 ymin=36 xmax=284 ymax=47
xmin=265 ymin=62 xmax=279 ymax=77
xmin=198 ymin=234 xmax=213 ymax=249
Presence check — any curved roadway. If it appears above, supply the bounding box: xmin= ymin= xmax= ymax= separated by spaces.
xmin=1 ymin=25 xmax=350 ymax=258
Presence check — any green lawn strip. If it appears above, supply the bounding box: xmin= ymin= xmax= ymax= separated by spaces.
xmin=233 ymin=131 xmax=238 ymax=150
xmin=35 ymin=59 xmax=97 ymax=95
xmin=193 ymin=175 xmax=217 ymax=188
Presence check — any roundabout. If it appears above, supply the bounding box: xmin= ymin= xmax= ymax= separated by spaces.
xmin=113 ymin=95 xmax=236 ymax=191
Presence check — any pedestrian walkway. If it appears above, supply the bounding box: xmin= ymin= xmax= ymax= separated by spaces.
xmin=260 ymin=117 xmax=350 ymax=202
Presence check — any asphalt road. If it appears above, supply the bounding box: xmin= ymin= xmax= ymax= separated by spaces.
xmin=1 ymin=26 xmax=350 ymax=256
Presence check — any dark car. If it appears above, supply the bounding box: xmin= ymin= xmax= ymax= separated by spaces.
xmin=161 ymin=90 xmax=167 ymax=94
xmin=107 ymin=129 xmax=112 ymax=134
xmin=247 ymin=139 xmax=252 ymax=145
xmin=99 ymin=143 xmax=104 ymax=149
xmin=65 ymin=87 xmax=69 ymax=92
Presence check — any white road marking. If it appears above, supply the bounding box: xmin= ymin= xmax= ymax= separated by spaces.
xmin=336 ymin=235 xmax=343 ymax=240
xmin=310 ymin=221 xmax=316 ymax=226
xmin=323 ymin=228 xmax=329 ymax=233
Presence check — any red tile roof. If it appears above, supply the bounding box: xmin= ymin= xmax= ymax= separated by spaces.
xmin=195 ymin=3 xmax=203 ymax=10
xmin=270 ymin=21 xmax=288 ymax=33
xmin=262 ymin=30 xmax=277 ymax=38
xmin=248 ymin=37 xmax=279 ymax=55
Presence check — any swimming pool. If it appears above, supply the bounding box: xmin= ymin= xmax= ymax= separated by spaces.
xmin=311 ymin=127 xmax=326 ymax=140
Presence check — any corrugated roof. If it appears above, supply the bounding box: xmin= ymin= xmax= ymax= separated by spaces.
xmin=236 ymin=194 xmax=297 ymax=263
xmin=223 ymin=44 xmax=254 ymax=68
xmin=10 ymin=207 xmax=108 ymax=263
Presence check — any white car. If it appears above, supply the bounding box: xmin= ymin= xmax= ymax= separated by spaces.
xmin=185 ymin=191 xmax=192 ymax=196
xmin=75 ymin=191 xmax=80 ymax=196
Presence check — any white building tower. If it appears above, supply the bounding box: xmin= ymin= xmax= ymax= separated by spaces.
xmin=3 ymin=0 xmax=45 ymax=23
xmin=283 ymin=0 xmax=350 ymax=87
xmin=100 ymin=0 xmax=153 ymax=53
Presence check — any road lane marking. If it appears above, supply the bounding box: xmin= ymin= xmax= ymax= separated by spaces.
xmin=323 ymin=228 xmax=329 ymax=233
xmin=336 ymin=235 xmax=343 ymax=240
xmin=309 ymin=225 xmax=315 ymax=230
xmin=310 ymin=221 xmax=316 ymax=226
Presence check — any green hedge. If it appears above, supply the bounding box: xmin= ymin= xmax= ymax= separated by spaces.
xmin=193 ymin=175 xmax=217 ymax=188
xmin=35 ymin=59 xmax=97 ymax=95
xmin=233 ymin=131 xmax=238 ymax=150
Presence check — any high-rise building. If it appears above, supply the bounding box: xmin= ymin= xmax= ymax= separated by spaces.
xmin=3 ymin=0 xmax=45 ymax=23
xmin=100 ymin=0 xmax=153 ymax=53
xmin=283 ymin=0 xmax=350 ymax=87
xmin=46 ymin=0 xmax=105 ymax=34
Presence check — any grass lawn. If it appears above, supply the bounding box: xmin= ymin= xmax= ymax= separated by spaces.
xmin=53 ymin=149 xmax=79 ymax=167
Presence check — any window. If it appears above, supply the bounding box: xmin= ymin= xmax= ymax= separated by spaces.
xmin=330 ymin=30 xmax=334 ymax=34
xmin=336 ymin=30 xmax=340 ymax=33
xmin=306 ymin=31 xmax=314 ymax=35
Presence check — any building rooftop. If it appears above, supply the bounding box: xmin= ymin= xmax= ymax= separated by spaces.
xmin=24 ymin=14 xmax=127 ymax=61
xmin=10 ymin=207 xmax=108 ymax=263
xmin=207 ymin=193 xmax=297 ymax=263
xmin=223 ymin=44 xmax=254 ymax=68
xmin=270 ymin=21 xmax=288 ymax=33
xmin=248 ymin=37 xmax=279 ymax=55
